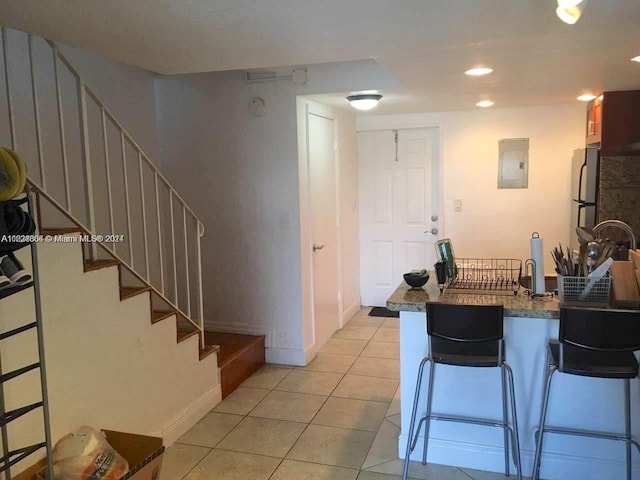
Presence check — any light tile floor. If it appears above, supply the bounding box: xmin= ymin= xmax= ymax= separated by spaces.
xmin=162 ymin=308 xmax=528 ymax=480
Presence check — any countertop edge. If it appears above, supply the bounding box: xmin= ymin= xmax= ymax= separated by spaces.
xmin=386 ymin=276 xmax=561 ymax=319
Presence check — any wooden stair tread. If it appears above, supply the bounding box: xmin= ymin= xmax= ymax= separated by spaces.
xmin=120 ymin=286 xmax=151 ymax=300
xmin=40 ymin=226 xmax=84 ymax=235
xmin=85 ymin=259 xmax=120 ymax=272
xmin=177 ymin=328 xmax=200 ymax=343
xmin=152 ymin=310 xmax=176 ymax=323
xmin=203 ymin=332 xmax=265 ymax=367
xmin=199 ymin=345 xmax=219 ymax=360
xmin=176 ymin=327 xmax=220 ymax=360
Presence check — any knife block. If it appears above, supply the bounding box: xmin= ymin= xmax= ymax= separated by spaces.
xmin=610 ymin=259 xmax=640 ymax=308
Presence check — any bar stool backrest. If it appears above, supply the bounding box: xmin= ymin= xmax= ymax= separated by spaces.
xmin=560 ymin=306 xmax=640 ymax=352
xmin=426 ymin=302 xmax=504 ymax=343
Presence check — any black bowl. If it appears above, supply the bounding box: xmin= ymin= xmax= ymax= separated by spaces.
xmin=403 ymin=272 xmax=429 ymax=288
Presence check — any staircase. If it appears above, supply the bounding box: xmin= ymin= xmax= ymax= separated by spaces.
xmin=0 ymin=25 xmax=231 ymax=473
xmin=1 ymin=25 xmax=211 ymax=351
xmin=0 ymin=25 xmax=264 ymax=452
xmin=37 ymin=222 xmax=218 ymax=361
xmin=32 ymin=187 xmax=219 ymax=360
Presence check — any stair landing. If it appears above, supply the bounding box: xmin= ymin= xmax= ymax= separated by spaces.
xmin=203 ymin=332 xmax=265 ymax=398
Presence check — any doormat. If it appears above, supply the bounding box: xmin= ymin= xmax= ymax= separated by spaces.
xmin=368 ymin=307 xmax=400 ymax=318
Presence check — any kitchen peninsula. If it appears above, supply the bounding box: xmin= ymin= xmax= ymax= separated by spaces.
xmin=388 ymin=276 xmax=638 ymax=480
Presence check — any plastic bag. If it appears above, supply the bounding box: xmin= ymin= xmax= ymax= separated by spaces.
xmin=52 ymin=426 xmax=129 ymax=480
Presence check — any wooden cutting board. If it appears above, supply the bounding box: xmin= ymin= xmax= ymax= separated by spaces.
xmin=629 ymin=249 xmax=640 ymax=270
xmin=610 ymin=260 xmax=640 ymax=308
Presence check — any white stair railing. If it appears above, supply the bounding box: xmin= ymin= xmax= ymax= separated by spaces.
xmin=0 ymin=27 xmax=205 ymax=346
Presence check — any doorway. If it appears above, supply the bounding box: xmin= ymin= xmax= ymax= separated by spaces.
xmin=358 ymin=127 xmax=441 ymax=306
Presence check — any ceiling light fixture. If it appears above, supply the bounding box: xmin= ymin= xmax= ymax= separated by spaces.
xmin=577 ymin=93 xmax=597 ymax=102
xmin=465 ymin=67 xmax=494 ymax=76
xmin=631 ymin=56 xmax=640 ymax=63
xmin=556 ymin=0 xmax=585 ymax=24
xmin=346 ymin=94 xmax=382 ymax=111
xmin=476 ymin=100 xmax=494 ymax=108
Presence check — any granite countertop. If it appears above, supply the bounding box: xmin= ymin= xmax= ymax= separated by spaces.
xmin=386 ymin=274 xmax=560 ymax=319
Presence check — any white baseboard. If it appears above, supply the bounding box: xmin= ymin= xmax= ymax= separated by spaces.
xmin=160 ymin=385 xmax=222 ymax=446
xmin=343 ymin=301 xmax=361 ymax=323
xmin=204 ymin=320 xmax=274 ymax=348
xmin=303 ymin=342 xmax=316 ymax=365
xmin=266 ymin=346 xmax=311 ymax=366
xmin=398 ymin=434 xmax=639 ymax=480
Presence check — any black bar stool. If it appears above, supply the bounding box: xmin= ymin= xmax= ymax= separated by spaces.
xmin=402 ymin=302 xmax=522 ymax=480
xmin=532 ymin=306 xmax=640 ymax=480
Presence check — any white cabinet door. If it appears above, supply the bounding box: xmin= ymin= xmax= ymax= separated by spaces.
xmin=359 ymin=128 xmax=440 ymax=306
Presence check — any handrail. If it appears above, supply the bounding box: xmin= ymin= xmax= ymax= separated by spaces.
xmin=29 ymin=181 xmax=202 ymax=334
xmin=48 ymin=40 xmax=204 ymax=233
xmin=1 ymin=27 xmax=205 ymax=346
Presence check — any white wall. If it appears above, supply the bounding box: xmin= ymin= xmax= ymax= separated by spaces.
xmin=58 ymin=44 xmax=160 ymax=164
xmin=357 ymin=104 xmax=585 ymax=274
xmin=155 ymin=60 xmax=398 ymax=365
xmin=336 ymin=109 xmax=361 ymax=320
xmin=3 ymin=238 xmax=219 ymax=476
xmin=0 ymin=28 xmax=160 ymax=166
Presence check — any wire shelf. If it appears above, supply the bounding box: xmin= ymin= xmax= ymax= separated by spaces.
xmin=446 ymin=258 xmax=522 ymax=295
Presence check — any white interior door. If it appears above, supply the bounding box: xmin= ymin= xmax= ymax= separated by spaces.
xmin=359 ymin=128 xmax=440 ymax=306
xmin=308 ymin=111 xmax=340 ymax=349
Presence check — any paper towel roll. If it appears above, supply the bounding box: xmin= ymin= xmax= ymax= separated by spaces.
xmin=530 ymin=232 xmax=545 ymax=294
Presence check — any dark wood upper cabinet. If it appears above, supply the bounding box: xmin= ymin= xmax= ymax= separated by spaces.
xmin=586 ymin=90 xmax=640 ymax=155
xmin=585 ymin=96 xmax=602 ymax=145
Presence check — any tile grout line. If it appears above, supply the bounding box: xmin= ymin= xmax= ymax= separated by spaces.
xmin=175 ymin=309 xmax=399 ymax=480
xmin=343 ymin=314 xmax=401 ymax=474
xmin=267 ymin=349 xmax=351 ymax=476
xmin=174 ymin=365 xmax=293 ymax=479
xmin=457 ymin=466 xmax=476 ymax=480
xmin=270 ymin=310 xmax=390 ymax=477
xmin=174 ymin=443 xmax=213 ymax=480
xmin=186 ymin=365 xmax=299 ymax=478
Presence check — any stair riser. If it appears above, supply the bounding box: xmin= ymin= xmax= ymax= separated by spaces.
xmin=220 ymin=338 xmax=265 ymax=398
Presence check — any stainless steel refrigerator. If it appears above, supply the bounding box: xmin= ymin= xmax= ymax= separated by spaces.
xmin=570 ymin=148 xmax=640 ymax=251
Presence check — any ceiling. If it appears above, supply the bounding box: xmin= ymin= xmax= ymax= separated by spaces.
xmin=1 ymin=0 xmax=639 ymax=112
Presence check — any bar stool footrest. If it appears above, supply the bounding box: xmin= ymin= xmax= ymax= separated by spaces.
xmin=430 ymin=413 xmax=511 ymax=430
xmin=538 ymin=425 xmax=640 ymax=451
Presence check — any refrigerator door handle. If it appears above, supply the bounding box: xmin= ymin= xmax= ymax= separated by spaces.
xmin=577 ymin=203 xmax=584 ymax=229
xmin=577 ymin=158 xmax=587 ymax=203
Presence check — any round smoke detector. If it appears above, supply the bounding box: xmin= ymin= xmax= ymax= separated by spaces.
xmin=249 ymin=97 xmax=266 ymax=117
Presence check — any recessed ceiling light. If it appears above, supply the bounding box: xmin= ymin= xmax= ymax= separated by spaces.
xmin=577 ymin=93 xmax=597 ymax=102
xmin=476 ymin=100 xmax=494 ymax=108
xmin=631 ymin=56 xmax=640 ymax=63
xmin=346 ymin=94 xmax=382 ymax=111
xmin=556 ymin=0 xmax=585 ymax=24
xmin=465 ymin=67 xmax=494 ymax=76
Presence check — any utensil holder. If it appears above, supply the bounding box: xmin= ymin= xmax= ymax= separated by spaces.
xmin=557 ymin=275 xmax=611 ymax=306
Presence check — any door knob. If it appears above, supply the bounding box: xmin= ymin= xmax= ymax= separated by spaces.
xmin=424 ymin=228 xmax=438 ymax=235
xmin=313 ymin=244 xmax=325 ymax=252
xmin=431 ymin=215 xmax=439 ymax=221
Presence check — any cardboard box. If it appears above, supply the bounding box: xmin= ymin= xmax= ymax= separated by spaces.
xmin=14 ymin=431 xmax=164 ymax=480
xmin=102 ymin=431 xmax=164 ymax=480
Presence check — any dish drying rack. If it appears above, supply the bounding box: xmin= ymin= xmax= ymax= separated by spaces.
xmin=445 ymin=258 xmax=522 ymax=295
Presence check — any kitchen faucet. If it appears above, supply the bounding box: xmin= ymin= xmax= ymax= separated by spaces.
xmin=592 ymin=220 xmax=637 ymax=251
